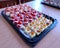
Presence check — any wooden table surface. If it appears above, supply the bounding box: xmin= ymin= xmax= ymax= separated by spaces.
xmin=0 ymin=0 xmax=60 ymax=48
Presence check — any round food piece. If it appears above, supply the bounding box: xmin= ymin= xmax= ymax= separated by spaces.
xmin=15 ymin=12 xmax=19 ymax=14
xmin=29 ymin=15 xmax=33 ymax=19
xmin=6 ymin=12 xmax=10 ymax=16
xmin=36 ymin=29 xmax=42 ymax=35
xmin=31 ymin=12 xmax=36 ymax=17
xmin=31 ymin=22 xmax=34 ymax=25
xmin=19 ymin=9 xmax=23 ymax=13
xmin=29 ymin=31 xmax=36 ymax=38
xmin=24 ymin=18 xmax=28 ymax=22
xmin=25 ymin=27 xmax=31 ymax=34
xmin=25 ymin=15 xmax=29 ymax=18
xmin=29 ymin=19 xmax=33 ymax=22
xmin=20 ymin=16 xmax=23 ymax=19
xmin=14 ymin=18 xmax=19 ymax=21
xmin=10 ymin=11 xmax=14 ymax=14
xmin=13 ymin=20 xmax=19 ymax=24
xmin=14 ymin=8 xmax=19 ymax=12
xmin=28 ymin=23 xmax=32 ymax=28
xmin=18 ymin=21 xmax=22 ymax=24
xmin=13 ymin=17 xmax=19 ymax=24
xmin=5 ymin=7 xmax=11 ymax=12
xmin=24 ymin=7 xmax=28 ymax=12
xmin=17 ymin=21 xmax=22 ymax=25
xmin=17 ymin=14 xmax=21 ymax=17
xmin=46 ymin=19 xmax=52 ymax=26
xmin=23 ymin=22 xmax=28 ymax=26
xmin=10 ymin=13 xmax=14 ymax=16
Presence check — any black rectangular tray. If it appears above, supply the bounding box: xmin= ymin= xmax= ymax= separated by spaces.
xmin=1 ymin=10 xmax=57 ymax=47
xmin=41 ymin=1 xmax=60 ymax=9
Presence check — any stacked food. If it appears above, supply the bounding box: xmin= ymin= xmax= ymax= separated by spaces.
xmin=4 ymin=4 xmax=52 ymax=38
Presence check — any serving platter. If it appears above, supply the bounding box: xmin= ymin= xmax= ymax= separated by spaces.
xmin=41 ymin=0 xmax=60 ymax=9
xmin=1 ymin=4 xmax=57 ymax=47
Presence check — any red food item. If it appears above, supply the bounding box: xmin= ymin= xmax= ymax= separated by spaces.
xmin=31 ymin=12 xmax=36 ymax=16
xmin=29 ymin=19 xmax=32 ymax=22
xmin=29 ymin=15 xmax=32 ymax=19
xmin=14 ymin=8 xmax=19 ymax=12
xmin=22 ymin=12 xmax=25 ymax=14
xmin=24 ymin=18 xmax=28 ymax=22
xmin=10 ymin=16 xmax=15 ymax=21
xmin=17 ymin=14 xmax=21 ymax=17
xmin=20 ymin=16 xmax=23 ymax=19
xmin=17 ymin=21 xmax=22 ymax=24
xmin=15 ymin=18 xmax=18 ymax=21
xmin=25 ymin=15 xmax=29 ymax=18
xmin=14 ymin=8 xmax=17 ymax=11
xmin=10 ymin=16 xmax=15 ymax=19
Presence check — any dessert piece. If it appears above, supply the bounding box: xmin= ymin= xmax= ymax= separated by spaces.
xmin=25 ymin=27 xmax=31 ymax=34
xmin=6 ymin=12 xmax=10 ymax=16
xmin=29 ymin=31 xmax=36 ymax=38
xmin=36 ymin=29 xmax=42 ymax=35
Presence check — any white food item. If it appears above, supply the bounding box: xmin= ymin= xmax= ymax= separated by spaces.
xmin=35 ymin=28 xmax=41 ymax=35
xmin=17 ymin=8 xmax=19 ymax=11
xmin=46 ymin=19 xmax=52 ymax=26
xmin=36 ymin=28 xmax=44 ymax=35
xmin=29 ymin=32 xmax=36 ymax=38
xmin=31 ymin=27 xmax=34 ymax=30
xmin=12 ymin=6 xmax=16 ymax=9
xmin=28 ymin=23 xmax=32 ymax=28
xmin=36 ymin=32 xmax=41 ymax=35
xmin=10 ymin=14 xmax=14 ymax=16
xmin=28 ymin=8 xmax=31 ymax=12
xmin=19 ymin=9 xmax=23 ymax=13
xmin=24 ymin=7 xmax=28 ymax=11
xmin=6 ymin=12 xmax=10 ymax=16
xmin=25 ymin=27 xmax=31 ymax=34
xmin=15 ymin=12 xmax=19 ymax=14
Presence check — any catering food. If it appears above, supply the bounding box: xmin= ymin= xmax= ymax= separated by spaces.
xmin=4 ymin=4 xmax=52 ymax=38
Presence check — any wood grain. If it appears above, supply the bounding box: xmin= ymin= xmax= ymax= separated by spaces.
xmin=0 ymin=0 xmax=19 ymax=8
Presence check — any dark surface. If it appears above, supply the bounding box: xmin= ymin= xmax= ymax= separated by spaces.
xmin=21 ymin=0 xmax=33 ymax=3
xmin=0 ymin=0 xmax=19 ymax=8
xmin=41 ymin=2 xmax=60 ymax=9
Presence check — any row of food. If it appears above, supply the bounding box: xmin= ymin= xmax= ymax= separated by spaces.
xmin=24 ymin=15 xmax=52 ymax=38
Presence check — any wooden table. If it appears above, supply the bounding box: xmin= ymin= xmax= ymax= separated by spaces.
xmin=0 ymin=0 xmax=19 ymax=8
xmin=0 ymin=0 xmax=60 ymax=48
